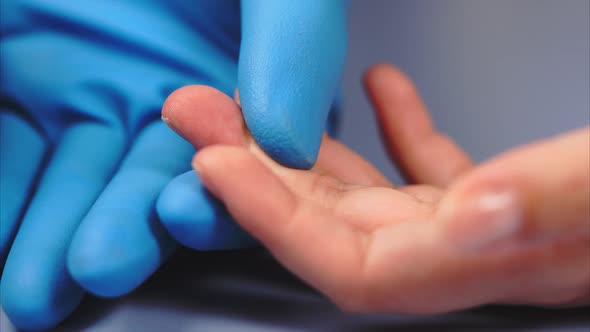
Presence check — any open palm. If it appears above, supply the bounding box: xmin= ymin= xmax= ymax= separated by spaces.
xmin=163 ymin=65 xmax=589 ymax=314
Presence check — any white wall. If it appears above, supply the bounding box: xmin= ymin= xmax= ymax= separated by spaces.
xmin=342 ymin=0 xmax=590 ymax=183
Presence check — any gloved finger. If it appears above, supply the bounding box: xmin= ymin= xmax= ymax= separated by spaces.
xmin=234 ymin=86 xmax=343 ymax=138
xmin=239 ymin=0 xmax=348 ymax=169
xmin=0 ymin=112 xmax=47 ymax=266
xmin=1 ymin=124 xmax=125 ymax=331
xmin=157 ymin=170 xmax=256 ymax=250
xmin=236 ymin=88 xmax=389 ymax=187
xmin=234 ymin=88 xmax=389 ymax=186
xmin=364 ymin=64 xmax=473 ymax=187
xmin=67 ymin=121 xmax=192 ymax=297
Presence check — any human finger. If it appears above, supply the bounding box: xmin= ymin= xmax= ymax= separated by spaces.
xmin=193 ymin=145 xmax=367 ymax=305
xmin=438 ymin=126 xmax=590 ymax=252
xmin=166 ymin=85 xmax=391 ymax=186
xmin=364 ymin=64 xmax=473 ymax=187
xmin=157 ymin=85 xmax=257 ymax=250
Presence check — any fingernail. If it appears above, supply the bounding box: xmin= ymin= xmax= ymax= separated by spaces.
xmin=192 ymin=157 xmax=203 ymax=176
xmin=440 ymin=189 xmax=522 ymax=252
xmin=162 ymin=116 xmax=179 ymax=133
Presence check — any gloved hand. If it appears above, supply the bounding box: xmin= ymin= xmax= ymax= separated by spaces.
xmin=0 ymin=0 xmax=347 ymax=330
xmin=156 ymin=0 xmax=346 ymax=251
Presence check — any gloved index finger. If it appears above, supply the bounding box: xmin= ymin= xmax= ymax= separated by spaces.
xmin=238 ymin=0 xmax=349 ymax=170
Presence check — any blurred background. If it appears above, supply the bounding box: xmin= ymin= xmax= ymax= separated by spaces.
xmin=340 ymin=0 xmax=589 ymax=183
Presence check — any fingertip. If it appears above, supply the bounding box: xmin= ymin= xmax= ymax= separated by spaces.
xmin=67 ymin=216 xmax=176 ymax=297
xmin=242 ymin=110 xmax=320 ymax=170
xmin=192 ymin=146 xmax=254 ymax=194
xmin=192 ymin=145 xmax=297 ymax=241
xmin=161 ymin=84 xmax=196 ymax=120
xmin=192 ymin=145 xmax=222 ymax=174
xmin=192 ymin=145 xmax=246 ymax=171
xmin=156 ymin=171 xmax=256 ymax=250
xmin=67 ymin=240 xmax=127 ymax=297
xmin=67 ymin=238 xmax=162 ymax=298
xmin=239 ymin=1 xmax=346 ymax=170
xmin=364 ymin=62 xmax=472 ymax=186
xmin=1 ymin=260 xmax=83 ymax=331
xmin=162 ymin=85 xmax=220 ymax=117
xmin=363 ymin=63 xmax=393 ymax=83
xmin=161 ymin=85 xmax=245 ymax=149
xmin=364 ymin=64 xmax=416 ymax=101
xmin=191 ymin=146 xmax=231 ymax=195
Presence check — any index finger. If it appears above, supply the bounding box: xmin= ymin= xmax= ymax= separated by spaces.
xmin=364 ymin=64 xmax=473 ymax=187
xmin=193 ymin=145 xmax=368 ymax=306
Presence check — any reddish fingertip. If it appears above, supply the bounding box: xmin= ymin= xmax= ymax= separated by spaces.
xmin=162 ymin=85 xmax=246 ymax=149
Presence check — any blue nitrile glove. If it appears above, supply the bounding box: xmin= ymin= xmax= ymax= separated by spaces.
xmin=0 ymin=0 xmax=346 ymax=330
xmin=156 ymin=0 xmax=347 ymax=251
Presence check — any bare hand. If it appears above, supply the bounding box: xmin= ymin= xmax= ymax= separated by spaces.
xmin=162 ymin=64 xmax=590 ymax=314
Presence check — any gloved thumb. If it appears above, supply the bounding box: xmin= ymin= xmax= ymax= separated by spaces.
xmin=238 ymin=0 xmax=348 ymax=169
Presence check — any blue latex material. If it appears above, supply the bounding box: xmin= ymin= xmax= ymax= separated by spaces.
xmin=239 ymin=0 xmax=348 ymax=169
xmin=0 ymin=0 xmax=346 ymax=330
xmin=157 ymin=171 xmax=256 ymax=250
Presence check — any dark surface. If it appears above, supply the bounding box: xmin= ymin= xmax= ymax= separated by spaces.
xmin=3 ymin=249 xmax=589 ymax=332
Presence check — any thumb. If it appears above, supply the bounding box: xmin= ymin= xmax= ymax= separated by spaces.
xmin=437 ymin=127 xmax=590 ymax=252
xmin=238 ymin=0 xmax=348 ymax=169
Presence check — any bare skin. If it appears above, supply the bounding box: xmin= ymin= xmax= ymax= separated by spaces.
xmin=162 ymin=64 xmax=590 ymax=314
